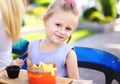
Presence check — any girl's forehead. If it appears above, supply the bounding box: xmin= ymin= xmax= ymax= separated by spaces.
xmin=50 ymin=11 xmax=78 ymax=27
xmin=53 ymin=11 xmax=77 ymax=18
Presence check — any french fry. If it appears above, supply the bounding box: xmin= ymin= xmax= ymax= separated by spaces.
xmin=33 ymin=64 xmax=39 ymax=69
xmin=28 ymin=62 xmax=57 ymax=75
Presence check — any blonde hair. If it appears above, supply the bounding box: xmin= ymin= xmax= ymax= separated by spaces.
xmin=44 ymin=0 xmax=79 ymax=43
xmin=0 ymin=0 xmax=24 ymax=43
xmin=44 ymin=0 xmax=79 ymax=19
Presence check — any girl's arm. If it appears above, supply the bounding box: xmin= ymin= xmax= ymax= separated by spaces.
xmin=66 ymin=49 xmax=80 ymax=79
xmin=27 ymin=44 xmax=32 ymax=65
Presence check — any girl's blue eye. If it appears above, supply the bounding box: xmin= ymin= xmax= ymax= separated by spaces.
xmin=56 ymin=23 xmax=61 ymax=27
xmin=66 ymin=27 xmax=72 ymax=31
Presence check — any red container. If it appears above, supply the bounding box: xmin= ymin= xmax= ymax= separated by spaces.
xmin=28 ymin=71 xmax=56 ymax=84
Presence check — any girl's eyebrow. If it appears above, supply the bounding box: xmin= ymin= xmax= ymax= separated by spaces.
xmin=67 ymin=25 xmax=73 ymax=29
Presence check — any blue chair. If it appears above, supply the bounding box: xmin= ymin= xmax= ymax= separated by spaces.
xmin=12 ymin=38 xmax=29 ymax=55
xmin=12 ymin=38 xmax=29 ymax=69
xmin=74 ymin=46 xmax=120 ymax=84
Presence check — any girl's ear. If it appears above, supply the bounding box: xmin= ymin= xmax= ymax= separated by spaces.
xmin=43 ymin=15 xmax=49 ymax=27
xmin=43 ymin=15 xmax=47 ymax=25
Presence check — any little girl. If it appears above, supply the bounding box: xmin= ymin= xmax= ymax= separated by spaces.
xmin=27 ymin=0 xmax=80 ymax=79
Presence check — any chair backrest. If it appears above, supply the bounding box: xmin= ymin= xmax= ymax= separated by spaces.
xmin=12 ymin=38 xmax=29 ymax=69
xmin=74 ymin=46 xmax=120 ymax=84
xmin=12 ymin=38 xmax=29 ymax=55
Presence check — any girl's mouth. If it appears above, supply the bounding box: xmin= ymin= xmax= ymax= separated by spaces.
xmin=55 ymin=34 xmax=64 ymax=39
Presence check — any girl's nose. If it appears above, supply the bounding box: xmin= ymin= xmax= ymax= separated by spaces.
xmin=58 ymin=28 xmax=65 ymax=35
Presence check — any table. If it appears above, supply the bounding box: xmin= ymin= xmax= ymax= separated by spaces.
xmin=0 ymin=69 xmax=92 ymax=84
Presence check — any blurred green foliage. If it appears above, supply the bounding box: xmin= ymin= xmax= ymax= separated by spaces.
xmin=98 ymin=0 xmax=117 ymax=18
xmin=101 ymin=16 xmax=113 ymax=22
xmin=83 ymin=7 xmax=101 ymax=22
xmin=82 ymin=0 xmax=117 ymax=23
xmin=12 ymin=53 xmax=19 ymax=59
xmin=26 ymin=6 xmax=46 ymax=16
xmin=71 ymin=29 xmax=97 ymax=43
xmin=29 ymin=0 xmax=52 ymax=7
xmin=83 ymin=7 xmax=98 ymax=19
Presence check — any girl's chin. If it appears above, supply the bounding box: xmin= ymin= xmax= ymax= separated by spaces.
xmin=52 ymin=41 xmax=62 ymax=44
xmin=51 ymin=39 xmax=64 ymax=44
xmin=51 ymin=37 xmax=65 ymax=44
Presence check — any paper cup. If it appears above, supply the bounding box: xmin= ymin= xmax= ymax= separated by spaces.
xmin=6 ymin=65 xmax=20 ymax=79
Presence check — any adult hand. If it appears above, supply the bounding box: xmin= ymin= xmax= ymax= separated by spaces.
xmin=11 ymin=58 xmax=24 ymax=67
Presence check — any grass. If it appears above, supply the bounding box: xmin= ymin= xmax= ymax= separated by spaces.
xmin=70 ymin=29 xmax=96 ymax=43
xmin=22 ymin=29 xmax=96 ymax=43
xmin=22 ymin=32 xmax=45 ymax=42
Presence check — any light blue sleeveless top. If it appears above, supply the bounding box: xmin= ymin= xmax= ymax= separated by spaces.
xmin=29 ymin=39 xmax=73 ymax=77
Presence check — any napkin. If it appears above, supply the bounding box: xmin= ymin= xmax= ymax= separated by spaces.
xmin=71 ymin=79 xmax=93 ymax=84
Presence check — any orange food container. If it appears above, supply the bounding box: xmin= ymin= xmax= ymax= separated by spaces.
xmin=27 ymin=71 xmax=56 ymax=84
